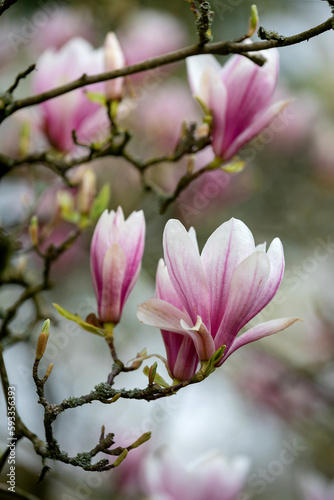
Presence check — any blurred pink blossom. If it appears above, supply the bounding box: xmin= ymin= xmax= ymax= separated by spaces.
xmin=118 ymin=9 xmax=187 ymax=66
xmin=31 ymin=7 xmax=95 ymax=53
xmin=311 ymin=119 xmax=334 ymax=184
xmin=128 ymin=79 xmax=200 ymax=155
xmin=234 ymin=351 xmax=324 ymax=421
xmin=143 ymin=449 xmax=250 ymax=500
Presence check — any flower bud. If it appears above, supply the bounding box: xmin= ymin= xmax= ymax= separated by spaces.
xmin=29 ymin=215 xmax=39 ymax=247
xmin=104 ymin=32 xmax=125 ymax=101
xmin=77 ymin=168 xmax=97 ymax=215
xmin=91 ymin=207 xmax=145 ymax=324
xmin=44 ymin=363 xmax=54 ymax=379
xmin=248 ymin=5 xmax=259 ymax=37
xmin=35 ymin=319 xmax=50 ymax=360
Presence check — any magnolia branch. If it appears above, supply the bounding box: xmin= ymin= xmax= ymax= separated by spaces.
xmin=0 ymin=17 xmax=332 ymax=122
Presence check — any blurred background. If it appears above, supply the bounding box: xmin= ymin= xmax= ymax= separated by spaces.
xmin=1 ymin=0 xmax=334 ymax=499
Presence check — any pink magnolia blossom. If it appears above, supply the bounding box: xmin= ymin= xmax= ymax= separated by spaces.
xmin=91 ymin=207 xmax=145 ymax=325
xmin=118 ymin=9 xmax=187 ymax=71
xmin=31 ymin=7 xmax=95 ymax=53
xmin=104 ymin=32 xmax=125 ymax=101
xmin=186 ymin=49 xmax=289 ymax=161
xmin=137 ymin=218 xmax=298 ymax=378
xmin=143 ymin=449 xmax=250 ymax=500
xmin=33 ymin=38 xmax=107 ymax=153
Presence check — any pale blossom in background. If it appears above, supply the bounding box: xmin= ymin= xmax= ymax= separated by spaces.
xmin=143 ymin=448 xmax=250 ymax=500
xmin=31 ymin=7 xmax=95 ymax=53
xmin=118 ymin=9 xmax=187 ymax=80
xmin=91 ymin=207 xmax=145 ymax=325
xmin=233 ymin=350 xmax=324 ymax=422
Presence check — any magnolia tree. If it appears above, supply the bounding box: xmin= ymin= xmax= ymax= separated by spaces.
xmin=1 ymin=1 xmax=334 ymax=499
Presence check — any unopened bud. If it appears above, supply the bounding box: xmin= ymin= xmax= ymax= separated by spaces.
xmin=248 ymin=5 xmax=259 ymax=37
xmin=29 ymin=215 xmax=39 ymax=247
xmin=130 ymin=432 xmax=151 ymax=449
xmin=36 ymin=320 xmax=50 ymax=360
xmin=44 ymin=363 xmax=54 ymax=379
xmin=77 ymin=168 xmax=97 ymax=215
xmin=104 ymin=32 xmax=125 ymax=101
xmin=112 ymin=449 xmax=128 ymax=467
xmin=148 ymin=362 xmax=158 ymax=386
xmin=57 ymin=190 xmax=74 ymax=215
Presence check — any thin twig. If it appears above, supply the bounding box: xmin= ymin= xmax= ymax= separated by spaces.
xmin=7 ymin=64 xmax=36 ymax=94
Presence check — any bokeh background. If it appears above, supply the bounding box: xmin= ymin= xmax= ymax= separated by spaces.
xmin=1 ymin=0 xmax=334 ymax=499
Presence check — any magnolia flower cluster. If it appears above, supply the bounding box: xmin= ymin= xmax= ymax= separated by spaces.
xmin=90 ymin=209 xmax=298 ymax=381
xmin=31 ymin=16 xmax=288 ymax=164
xmin=143 ymin=450 xmax=250 ymax=500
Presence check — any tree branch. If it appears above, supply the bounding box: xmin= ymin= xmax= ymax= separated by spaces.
xmin=1 ymin=17 xmax=332 ymax=122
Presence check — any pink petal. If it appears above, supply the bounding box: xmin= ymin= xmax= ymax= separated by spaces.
xmin=180 ymin=316 xmax=216 ymax=361
xmin=236 ymin=237 xmax=285 ymax=327
xmin=163 ymin=219 xmax=210 ymax=328
xmin=201 ymin=218 xmax=255 ymax=338
xmin=221 ymin=317 xmax=300 ymax=363
xmin=215 ymin=251 xmax=270 ymax=350
xmin=99 ymin=243 xmax=126 ymax=323
xmin=136 ymin=298 xmax=192 ymax=334
xmin=118 ymin=210 xmax=145 ymax=304
xmin=90 ymin=209 xmax=111 ymax=297
xmin=224 ymin=99 xmax=291 ymax=160
xmin=220 ymin=49 xmax=279 ymax=151
xmin=165 ymin=332 xmax=199 ymax=381
xmin=186 ymin=54 xmax=221 ymax=101
xmin=155 ymin=259 xmax=198 ymax=380
xmin=207 ymin=68 xmax=228 ymax=158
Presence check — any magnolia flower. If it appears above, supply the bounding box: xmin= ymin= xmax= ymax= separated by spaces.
xmin=143 ymin=449 xmax=250 ymax=500
xmin=186 ymin=49 xmax=288 ymax=161
xmin=118 ymin=9 xmax=186 ymax=72
xmin=137 ymin=218 xmax=298 ymax=378
xmin=33 ymin=37 xmax=107 ymax=153
xmin=91 ymin=207 xmax=145 ymax=325
xmin=104 ymin=32 xmax=125 ymax=101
